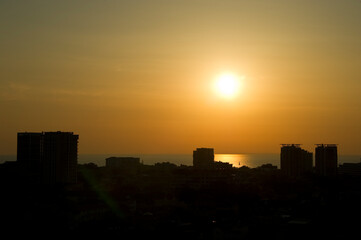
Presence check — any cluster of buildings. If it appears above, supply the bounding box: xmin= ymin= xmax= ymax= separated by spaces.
xmin=105 ymin=156 xmax=140 ymax=174
xmin=104 ymin=148 xmax=233 ymax=173
xmin=280 ymin=144 xmax=339 ymax=177
xmin=192 ymin=145 xmax=359 ymax=177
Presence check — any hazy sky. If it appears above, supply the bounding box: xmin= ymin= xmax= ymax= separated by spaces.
xmin=1 ymin=0 xmax=360 ymax=155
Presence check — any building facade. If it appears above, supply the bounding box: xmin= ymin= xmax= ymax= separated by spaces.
xmin=315 ymin=144 xmax=338 ymax=176
xmin=17 ymin=131 xmax=78 ymax=184
xmin=42 ymin=132 xmax=79 ymax=184
xmin=17 ymin=132 xmax=43 ymax=181
xmin=280 ymin=144 xmax=313 ymax=176
xmin=193 ymin=148 xmax=215 ymax=169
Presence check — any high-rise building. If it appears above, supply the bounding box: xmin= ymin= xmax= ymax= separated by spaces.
xmin=280 ymin=144 xmax=313 ymax=176
xmin=17 ymin=131 xmax=78 ymax=184
xmin=315 ymin=144 xmax=338 ymax=176
xmin=193 ymin=148 xmax=214 ymax=169
xmin=43 ymin=132 xmax=79 ymax=184
xmin=17 ymin=132 xmax=43 ymax=181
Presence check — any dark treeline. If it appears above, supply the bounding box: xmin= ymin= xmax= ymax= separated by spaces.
xmin=0 ymin=161 xmax=360 ymax=239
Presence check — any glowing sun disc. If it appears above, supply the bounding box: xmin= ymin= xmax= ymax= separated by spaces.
xmin=214 ymin=73 xmax=241 ymax=98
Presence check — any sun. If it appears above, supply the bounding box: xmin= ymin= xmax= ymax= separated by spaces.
xmin=214 ymin=72 xmax=242 ymax=99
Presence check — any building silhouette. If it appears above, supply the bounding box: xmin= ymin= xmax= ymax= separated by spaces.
xmin=315 ymin=144 xmax=338 ymax=176
xmin=280 ymin=144 xmax=313 ymax=176
xmin=43 ymin=132 xmax=79 ymax=184
xmin=17 ymin=131 xmax=78 ymax=184
xmin=193 ymin=148 xmax=214 ymax=169
xmin=17 ymin=132 xmax=43 ymax=181
xmin=106 ymin=157 xmax=140 ymax=174
xmin=338 ymin=162 xmax=361 ymax=177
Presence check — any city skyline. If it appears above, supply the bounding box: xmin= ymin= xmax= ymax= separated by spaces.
xmin=2 ymin=131 xmax=359 ymax=238
xmin=14 ymin=130 xmax=347 ymax=170
xmin=12 ymin=132 xmax=347 ymax=180
xmin=1 ymin=1 xmax=360 ymax=155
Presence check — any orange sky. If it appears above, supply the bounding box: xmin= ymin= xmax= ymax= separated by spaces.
xmin=1 ymin=1 xmax=360 ymax=155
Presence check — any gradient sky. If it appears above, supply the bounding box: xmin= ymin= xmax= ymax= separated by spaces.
xmin=1 ymin=0 xmax=360 ymax=155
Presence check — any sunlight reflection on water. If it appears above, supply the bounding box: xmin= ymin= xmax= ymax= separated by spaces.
xmin=215 ymin=154 xmax=279 ymax=168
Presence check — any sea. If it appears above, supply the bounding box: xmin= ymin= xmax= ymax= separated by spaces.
xmin=1 ymin=153 xmax=360 ymax=169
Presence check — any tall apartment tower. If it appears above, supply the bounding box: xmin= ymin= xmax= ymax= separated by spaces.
xmin=17 ymin=132 xmax=43 ymax=181
xmin=193 ymin=148 xmax=214 ymax=169
xmin=280 ymin=144 xmax=313 ymax=176
xmin=315 ymin=144 xmax=338 ymax=176
xmin=43 ymin=132 xmax=79 ymax=184
xmin=17 ymin=131 xmax=78 ymax=184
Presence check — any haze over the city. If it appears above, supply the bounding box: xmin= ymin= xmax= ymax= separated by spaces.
xmin=1 ymin=0 xmax=360 ymax=155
